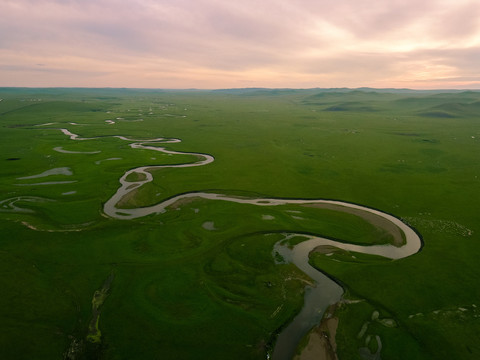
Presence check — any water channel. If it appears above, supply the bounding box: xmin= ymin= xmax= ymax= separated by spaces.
xmin=61 ymin=129 xmax=422 ymax=360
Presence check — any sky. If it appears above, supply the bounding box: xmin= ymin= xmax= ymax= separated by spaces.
xmin=2 ymin=0 xmax=480 ymax=89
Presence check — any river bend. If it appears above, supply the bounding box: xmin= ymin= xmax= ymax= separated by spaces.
xmin=60 ymin=129 xmax=422 ymax=360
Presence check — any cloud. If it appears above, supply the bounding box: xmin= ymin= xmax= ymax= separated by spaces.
xmin=1 ymin=0 xmax=480 ymax=88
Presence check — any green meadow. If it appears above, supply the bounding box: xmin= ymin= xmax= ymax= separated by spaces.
xmin=0 ymin=87 xmax=479 ymax=359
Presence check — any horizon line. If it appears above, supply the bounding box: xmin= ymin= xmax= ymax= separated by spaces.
xmin=1 ymin=86 xmax=480 ymax=92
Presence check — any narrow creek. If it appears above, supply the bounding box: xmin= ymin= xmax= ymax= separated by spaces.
xmin=61 ymin=129 xmax=422 ymax=360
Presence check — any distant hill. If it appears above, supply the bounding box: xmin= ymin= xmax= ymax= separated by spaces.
xmin=418 ymin=100 xmax=480 ymax=118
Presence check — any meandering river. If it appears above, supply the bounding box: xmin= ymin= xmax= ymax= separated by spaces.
xmin=61 ymin=129 xmax=422 ymax=360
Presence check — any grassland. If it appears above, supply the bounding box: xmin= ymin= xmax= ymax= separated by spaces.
xmin=0 ymin=87 xmax=479 ymax=359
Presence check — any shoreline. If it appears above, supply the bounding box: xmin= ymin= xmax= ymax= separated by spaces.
xmin=294 ymin=303 xmax=339 ymax=360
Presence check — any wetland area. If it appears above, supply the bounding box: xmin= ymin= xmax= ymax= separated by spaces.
xmin=0 ymin=88 xmax=479 ymax=359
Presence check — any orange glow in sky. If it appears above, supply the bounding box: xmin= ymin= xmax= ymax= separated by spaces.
xmin=2 ymin=0 xmax=480 ymax=89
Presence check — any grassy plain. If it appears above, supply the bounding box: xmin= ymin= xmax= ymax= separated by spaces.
xmin=0 ymin=87 xmax=479 ymax=359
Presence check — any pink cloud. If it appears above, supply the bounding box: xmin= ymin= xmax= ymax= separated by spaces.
xmin=1 ymin=0 xmax=480 ymax=89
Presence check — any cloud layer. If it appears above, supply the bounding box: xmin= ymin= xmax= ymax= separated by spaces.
xmin=2 ymin=0 xmax=480 ymax=88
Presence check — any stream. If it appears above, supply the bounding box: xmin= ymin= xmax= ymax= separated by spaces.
xmin=61 ymin=129 xmax=422 ymax=360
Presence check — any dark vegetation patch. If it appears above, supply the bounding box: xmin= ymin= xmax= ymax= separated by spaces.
xmin=323 ymin=102 xmax=377 ymax=112
xmin=418 ymin=111 xmax=457 ymax=118
xmin=6 ymin=124 xmax=36 ymax=128
xmin=419 ymin=138 xmax=440 ymax=144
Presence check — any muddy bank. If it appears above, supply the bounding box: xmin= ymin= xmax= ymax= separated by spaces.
xmin=304 ymin=203 xmax=405 ymax=246
xmin=294 ymin=304 xmax=339 ymax=360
